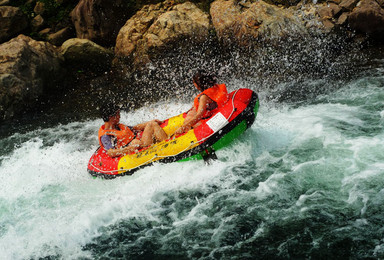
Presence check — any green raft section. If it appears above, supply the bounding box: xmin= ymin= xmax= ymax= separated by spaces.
xmin=179 ymin=99 xmax=259 ymax=162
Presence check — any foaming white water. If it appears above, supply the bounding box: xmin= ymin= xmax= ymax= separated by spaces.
xmin=256 ymin=82 xmax=384 ymax=223
xmin=1 ymin=77 xmax=384 ymax=258
xmin=0 ymin=102 xmax=244 ymax=259
xmin=0 ymin=120 xmax=101 ymax=259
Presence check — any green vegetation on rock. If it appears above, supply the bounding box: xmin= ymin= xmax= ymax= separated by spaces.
xmin=9 ymin=0 xmax=77 ymax=40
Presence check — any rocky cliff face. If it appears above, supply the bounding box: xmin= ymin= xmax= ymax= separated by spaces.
xmin=71 ymin=0 xmax=134 ymax=46
xmin=0 ymin=35 xmax=64 ymax=121
xmin=1 ymin=0 xmax=384 ymax=122
xmin=0 ymin=6 xmax=28 ymax=43
xmin=115 ymin=1 xmax=210 ymax=67
xmin=349 ymin=0 xmax=384 ymax=39
xmin=112 ymin=0 xmax=384 ymax=66
xmin=210 ymin=0 xmax=308 ymax=45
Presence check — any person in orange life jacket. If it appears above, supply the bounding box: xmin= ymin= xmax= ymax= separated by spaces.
xmin=175 ymin=70 xmax=229 ymax=135
xmin=99 ymin=104 xmax=168 ymax=157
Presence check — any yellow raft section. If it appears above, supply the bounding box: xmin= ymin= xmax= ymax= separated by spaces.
xmin=117 ymin=113 xmax=199 ymax=174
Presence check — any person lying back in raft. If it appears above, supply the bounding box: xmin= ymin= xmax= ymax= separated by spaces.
xmin=175 ymin=70 xmax=229 ymax=135
xmin=99 ymin=103 xmax=168 ymax=157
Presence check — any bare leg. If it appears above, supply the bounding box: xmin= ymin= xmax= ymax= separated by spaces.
xmin=141 ymin=121 xmax=168 ymax=147
xmin=128 ymin=139 xmax=141 ymax=148
xmin=117 ymin=139 xmax=141 ymax=154
xmin=185 ymin=109 xmax=196 ymax=122
xmin=153 ymin=122 xmax=168 ymax=141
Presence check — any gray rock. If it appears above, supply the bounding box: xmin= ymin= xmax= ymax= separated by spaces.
xmin=60 ymin=38 xmax=113 ymax=70
xmin=0 ymin=6 xmax=28 ymax=43
xmin=0 ymin=0 xmax=10 ymax=6
xmin=339 ymin=0 xmax=359 ymax=11
xmin=348 ymin=0 xmax=384 ymax=35
xmin=210 ymin=0 xmax=308 ymax=46
xmin=336 ymin=12 xmax=349 ymax=25
xmin=31 ymin=14 xmax=45 ymax=32
xmin=47 ymin=27 xmax=74 ymax=46
xmin=33 ymin=1 xmax=45 ymax=15
xmin=115 ymin=1 xmax=210 ymax=67
xmin=71 ymin=0 xmax=132 ymax=46
xmin=317 ymin=2 xmax=342 ymax=19
xmin=39 ymin=28 xmax=52 ymax=35
xmin=0 ymin=35 xmax=65 ymax=121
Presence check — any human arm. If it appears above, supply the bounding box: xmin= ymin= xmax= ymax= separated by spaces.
xmin=101 ymin=134 xmax=141 ymax=157
xmin=106 ymin=143 xmax=139 ymax=157
xmin=175 ymin=94 xmax=212 ymax=134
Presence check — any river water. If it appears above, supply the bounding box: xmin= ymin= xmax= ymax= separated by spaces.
xmin=0 ymin=45 xmax=384 ymax=259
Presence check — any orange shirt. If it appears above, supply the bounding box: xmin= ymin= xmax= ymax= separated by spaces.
xmin=98 ymin=124 xmax=135 ymax=149
xmin=193 ymin=84 xmax=229 ymax=118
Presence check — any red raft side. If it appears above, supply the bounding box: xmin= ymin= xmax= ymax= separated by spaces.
xmin=193 ymin=88 xmax=252 ymax=141
xmin=88 ymin=147 xmax=120 ymax=175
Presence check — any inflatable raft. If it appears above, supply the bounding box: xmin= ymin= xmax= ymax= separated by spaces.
xmin=88 ymin=88 xmax=259 ymax=178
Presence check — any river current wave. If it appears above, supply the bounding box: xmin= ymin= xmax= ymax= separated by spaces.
xmin=0 ymin=52 xmax=384 ymax=259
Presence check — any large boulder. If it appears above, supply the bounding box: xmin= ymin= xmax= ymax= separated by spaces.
xmin=339 ymin=0 xmax=360 ymax=11
xmin=47 ymin=27 xmax=74 ymax=46
xmin=31 ymin=14 xmax=45 ymax=32
xmin=115 ymin=1 xmax=210 ymax=67
xmin=60 ymin=38 xmax=113 ymax=71
xmin=313 ymin=2 xmax=343 ymax=31
xmin=348 ymin=0 xmax=384 ymax=37
xmin=295 ymin=4 xmax=327 ymax=30
xmin=0 ymin=35 xmax=64 ymax=121
xmin=316 ymin=2 xmax=342 ymax=19
xmin=210 ymin=0 xmax=308 ymax=46
xmin=0 ymin=0 xmax=10 ymax=6
xmin=70 ymin=0 xmax=133 ymax=46
xmin=0 ymin=6 xmax=28 ymax=43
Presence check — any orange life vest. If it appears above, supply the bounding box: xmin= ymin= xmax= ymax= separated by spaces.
xmin=193 ymin=84 xmax=229 ymax=117
xmin=98 ymin=123 xmax=135 ymax=149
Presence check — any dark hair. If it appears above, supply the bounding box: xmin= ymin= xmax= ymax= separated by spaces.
xmin=100 ymin=103 xmax=120 ymax=122
xmin=192 ymin=70 xmax=217 ymax=91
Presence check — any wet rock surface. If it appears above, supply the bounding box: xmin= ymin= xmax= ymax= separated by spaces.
xmin=0 ymin=35 xmax=64 ymax=121
xmin=0 ymin=0 xmax=384 ymax=122
xmin=115 ymin=1 xmax=210 ymax=68
xmin=0 ymin=6 xmax=28 ymax=43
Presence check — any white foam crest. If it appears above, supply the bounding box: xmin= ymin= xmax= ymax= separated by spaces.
xmin=0 ymin=121 xmax=115 ymax=258
xmin=344 ymin=135 xmax=384 ymax=171
xmin=0 ymin=137 xmax=97 ymax=200
xmin=171 ymin=187 xmax=237 ymax=228
xmin=340 ymin=136 xmax=384 ymax=216
xmin=251 ymin=105 xmax=295 ymax=152
xmin=0 ymin=102 xmax=242 ymax=259
xmin=254 ymin=173 xmax=286 ymax=200
xmin=291 ymin=157 xmax=326 ymax=172
xmin=344 ymin=184 xmax=370 ymax=216
xmin=0 ymin=159 xmax=233 ymax=259
xmin=253 ymin=99 xmax=372 ymax=164
xmin=296 ymin=190 xmax=324 ymax=207
xmin=1 ymin=79 xmax=383 ymax=258
xmin=374 ymin=242 xmax=384 ymax=258
xmin=342 ymin=165 xmax=384 ymax=188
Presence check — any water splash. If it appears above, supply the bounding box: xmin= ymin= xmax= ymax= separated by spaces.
xmin=0 ymin=45 xmax=383 ymax=259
